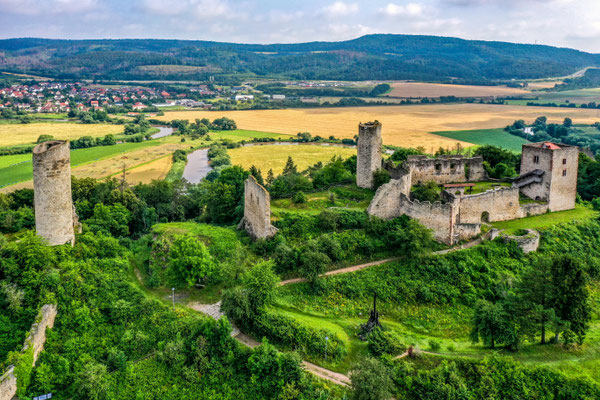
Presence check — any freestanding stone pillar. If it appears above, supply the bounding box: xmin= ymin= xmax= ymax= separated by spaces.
xmin=33 ymin=140 xmax=75 ymax=246
xmin=356 ymin=121 xmax=382 ymax=189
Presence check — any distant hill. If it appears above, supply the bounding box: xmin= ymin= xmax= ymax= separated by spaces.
xmin=0 ymin=34 xmax=599 ymax=83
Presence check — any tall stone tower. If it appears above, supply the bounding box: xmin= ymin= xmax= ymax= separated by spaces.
xmin=519 ymin=142 xmax=579 ymax=212
xmin=33 ymin=140 xmax=75 ymax=246
xmin=356 ymin=121 xmax=383 ymax=189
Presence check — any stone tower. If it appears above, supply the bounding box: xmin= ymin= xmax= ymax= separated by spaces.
xmin=33 ymin=140 xmax=75 ymax=246
xmin=238 ymin=175 xmax=278 ymax=240
xmin=519 ymin=142 xmax=579 ymax=212
xmin=356 ymin=121 xmax=383 ymax=189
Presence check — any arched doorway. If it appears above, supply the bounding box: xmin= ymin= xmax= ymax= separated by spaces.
xmin=481 ymin=211 xmax=490 ymax=223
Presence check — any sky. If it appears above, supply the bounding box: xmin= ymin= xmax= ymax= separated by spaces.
xmin=0 ymin=0 xmax=598 ymax=53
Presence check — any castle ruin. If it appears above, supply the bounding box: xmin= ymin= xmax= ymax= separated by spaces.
xmin=356 ymin=121 xmax=382 ymax=189
xmin=238 ymin=175 xmax=278 ymax=240
xmin=365 ymin=126 xmax=579 ymax=245
xmin=33 ymin=140 xmax=76 ymax=246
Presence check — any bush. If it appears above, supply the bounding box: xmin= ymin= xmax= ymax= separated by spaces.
xmin=367 ymin=327 xmax=401 ymax=356
xmin=428 ymin=339 xmax=441 ymax=352
xmin=372 ymin=169 xmax=390 ymax=190
xmin=292 ymin=191 xmax=307 ymax=204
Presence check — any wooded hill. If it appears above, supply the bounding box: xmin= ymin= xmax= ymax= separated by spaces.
xmin=1 ymin=34 xmax=599 ymax=82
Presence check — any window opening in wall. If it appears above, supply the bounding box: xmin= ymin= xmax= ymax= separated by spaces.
xmin=435 ymin=163 xmax=441 ymax=172
xmin=533 ymin=155 xmax=539 ymax=164
xmin=563 ymin=169 xmax=567 ymax=177
xmin=481 ymin=211 xmax=490 ymax=223
xmin=563 ymin=158 xmax=567 ymax=165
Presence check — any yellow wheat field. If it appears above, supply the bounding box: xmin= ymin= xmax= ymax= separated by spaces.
xmin=0 ymin=123 xmax=124 ymax=147
xmin=159 ymin=104 xmax=600 ymax=148
xmin=228 ymin=144 xmax=356 ymax=175
xmin=388 ymin=82 xmax=531 ymax=98
xmin=124 ymin=156 xmax=173 ymax=184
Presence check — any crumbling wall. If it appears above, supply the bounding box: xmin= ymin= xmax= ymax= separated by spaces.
xmin=405 ymin=155 xmax=484 ymax=185
xmin=33 ymin=140 xmax=75 ymax=246
xmin=356 ymin=121 xmax=383 ymax=189
xmin=457 ymin=187 xmax=521 ymax=224
xmin=366 ymin=176 xmax=411 ymax=219
xmin=454 ymin=223 xmax=482 ymax=241
xmin=520 ymin=202 xmax=549 ymax=217
xmin=368 ymin=185 xmax=456 ymax=244
xmin=238 ymin=176 xmax=278 ymax=240
xmin=0 ymin=304 xmax=57 ymax=400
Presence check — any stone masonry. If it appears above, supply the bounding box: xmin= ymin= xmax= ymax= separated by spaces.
xmin=367 ymin=138 xmax=575 ymax=245
xmin=0 ymin=304 xmax=57 ymax=400
xmin=356 ymin=121 xmax=383 ymax=189
xmin=519 ymin=142 xmax=579 ymax=211
xmin=33 ymin=140 xmax=75 ymax=246
xmin=238 ymin=176 xmax=278 ymax=240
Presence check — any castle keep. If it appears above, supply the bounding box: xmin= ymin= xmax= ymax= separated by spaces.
xmin=33 ymin=140 xmax=76 ymax=246
xmin=361 ymin=123 xmax=579 ymax=245
xmin=356 ymin=121 xmax=383 ymax=189
xmin=238 ymin=175 xmax=278 ymax=240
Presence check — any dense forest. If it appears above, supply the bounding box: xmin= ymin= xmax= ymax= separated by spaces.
xmin=1 ymin=34 xmax=599 ymax=82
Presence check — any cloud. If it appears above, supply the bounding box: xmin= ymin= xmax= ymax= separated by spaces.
xmin=381 ymin=2 xmax=424 ymax=17
xmin=322 ymin=1 xmax=359 ymax=16
xmin=141 ymin=0 xmax=230 ymax=18
xmin=0 ymin=0 xmax=98 ymax=15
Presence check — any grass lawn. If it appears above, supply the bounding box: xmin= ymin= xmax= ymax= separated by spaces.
xmin=271 ymin=186 xmax=374 ymax=215
xmin=228 ymin=144 xmax=356 ymax=175
xmin=432 ymin=128 xmax=529 ymax=152
xmin=491 ymin=204 xmax=597 ymax=234
xmin=209 ymin=129 xmax=290 ymax=142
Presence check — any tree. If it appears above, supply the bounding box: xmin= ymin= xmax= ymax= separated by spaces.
xmin=550 ymin=256 xmax=591 ymax=344
xmin=243 ymin=261 xmax=279 ymax=313
xmin=563 ymin=117 xmax=573 ymax=128
xmin=36 ymin=134 xmax=54 ymax=143
xmin=169 ymin=234 xmax=215 ymax=287
xmin=75 ymin=362 xmax=109 ymax=400
xmin=470 ymin=299 xmax=510 ymax=349
xmin=350 ymin=358 xmax=393 ymax=400
xmin=411 ymin=181 xmax=440 ymax=202
xmin=372 ymin=169 xmax=390 ymax=190
xmin=282 ymin=156 xmax=298 ymax=175
xmin=299 ymin=251 xmax=330 ymax=288
xmin=249 ymin=165 xmax=264 ymax=186
xmin=87 ymin=203 xmax=131 ymax=237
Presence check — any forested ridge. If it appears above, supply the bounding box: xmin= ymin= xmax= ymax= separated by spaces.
xmin=1 ymin=34 xmax=599 ymax=82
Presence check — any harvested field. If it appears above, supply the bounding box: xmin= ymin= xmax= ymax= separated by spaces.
xmin=0 ymin=123 xmax=123 ymax=147
xmin=123 ymin=156 xmax=173 ymax=184
xmin=388 ymin=82 xmax=530 ymax=98
xmin=159 ymin=104 xmax=600 ymax=149
xmin=526 ymin=81 xmax=561 ymax=90
xmin=228 ymin=144 xmax=356 ymax=175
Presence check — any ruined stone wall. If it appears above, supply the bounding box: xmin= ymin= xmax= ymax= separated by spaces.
xmin=356 ymin=121 xmax=383 ymax=189
xmin=368 ymin=184 xmax=456 ymax=244
xmin=367 ymin=176 xmax=412 ymax=219
xmin=0 ymin=304 xmax=57 ymax=400
xmin=457 ymin=187 xmax=522 ymax=224
xmin=506 ymin=230 xmax=540 ymax=253
xmin=454 ymin=223 xmax=482 ymax=241
xmin=33 ymin=141 xmax=75 ymax=246
xmin=548 ymin=146 xmax=579 ymax=211
xmin=520 ymin=202 xmax=549 ymax=217
xmin=405 ymin=155 xmax=484 ymax=186
xmin=238 ymin=176 xmax=278 ymax=240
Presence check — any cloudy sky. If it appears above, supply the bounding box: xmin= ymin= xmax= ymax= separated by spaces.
xmin=0 ymin=0 xmax=598 ymax=52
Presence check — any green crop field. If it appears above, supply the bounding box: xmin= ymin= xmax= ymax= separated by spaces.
xmin=0 ymin=140 xmax=161 ymax=188
xmin=209 ymin=129 xmax=289 ymax=142
xmin=432 ymin=128 xmax=529 ymax=152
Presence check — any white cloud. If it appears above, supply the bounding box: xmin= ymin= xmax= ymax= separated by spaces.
xmin=141 ymin=0 xmax=230 ymax=18
xmin=323 ymin=1 xmax=359 ymax=17
xmin=0 ymin=0 xmax=98 ymax=15
xmin=382 ymin=2 xmax=424 ymax=17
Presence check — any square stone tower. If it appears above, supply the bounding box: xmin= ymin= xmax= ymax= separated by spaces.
xmin=520 ymin=142 xmax=579 ymax=211
xmin=356 ymin=121 xmax=383 ymax=189
xmin=238 ymin=175 xmax=278 ymax=240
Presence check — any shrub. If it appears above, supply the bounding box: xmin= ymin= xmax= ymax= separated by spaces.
xmin=428 ymin=339 xmax=441 ymax=352
xmin=292 ymin=191 xmax=307 ymax=204
xmin=367 ymin=327 xmax=401 ymax=356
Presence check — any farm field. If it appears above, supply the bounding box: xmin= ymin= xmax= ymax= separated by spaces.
xmin=387 ymin=82 xmax=531 ymax=98
xmin=0 ymin=122 xmax=123 ymax=147
xmin=536 ymin=88 xmax=600 ymax=104
xmin=227 ymin=144 xmax=356 ymax=175
xmin=209 ymin=129 xmax=290 ymax=141
xmin=123 ymin=155 xmax=173 ymax=184
xmin=158 ymin=104 xmax=600 ymax=149
xmin=432 ymin=128 xmax=529 ymax=152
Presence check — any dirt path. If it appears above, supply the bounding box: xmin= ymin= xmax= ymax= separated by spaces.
xmin=279 ymin=236 xmax=484 ymax=286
